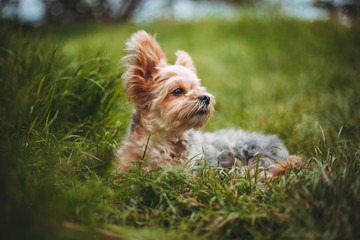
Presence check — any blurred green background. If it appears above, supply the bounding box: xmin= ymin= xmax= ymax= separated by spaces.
xmin=1 ymin=1 xmax=360 ymax=239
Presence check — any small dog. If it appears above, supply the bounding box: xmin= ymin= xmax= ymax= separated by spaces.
xmin=114 ymin=30 xmax=300 ymax=177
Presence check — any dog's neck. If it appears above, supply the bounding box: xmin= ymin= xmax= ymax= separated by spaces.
xmin=126 ymin=109 xmax=189 ymax=163
xmin=129 ymin=109 xmax=187 ymax=145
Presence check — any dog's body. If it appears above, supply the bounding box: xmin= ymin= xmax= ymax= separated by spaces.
xmin=115 ymin=30 xmax=299 ymax=177
xmin=187 ymin=129 xmax=289 ymax=171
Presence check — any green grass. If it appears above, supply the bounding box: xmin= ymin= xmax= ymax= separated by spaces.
xmin=1 ymin=17 xmax=360 ymax=240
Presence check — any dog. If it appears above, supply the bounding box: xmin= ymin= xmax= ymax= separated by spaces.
xmin=114 ymin=30 xmax=301 ymax=178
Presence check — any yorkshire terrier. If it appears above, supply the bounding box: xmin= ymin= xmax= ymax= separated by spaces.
xmin=114 ymin=30 xmax=301 ymax=177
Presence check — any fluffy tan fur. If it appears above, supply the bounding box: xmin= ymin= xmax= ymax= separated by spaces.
xmin=115 ymin=31 xmax=215 ymax=172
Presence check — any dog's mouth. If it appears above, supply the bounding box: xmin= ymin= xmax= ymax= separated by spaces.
xmin=189 ymin=103 xmax=209 ymax=118
xmin=194 ymin=109 xmax=208 ymax=116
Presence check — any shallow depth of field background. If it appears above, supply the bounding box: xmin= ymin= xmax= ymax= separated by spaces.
xmin=1 ymin=1 xmax=360 ymax=239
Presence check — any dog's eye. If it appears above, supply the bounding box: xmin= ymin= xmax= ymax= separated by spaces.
xmin=172 ymin=88 xmax=184 ymax=96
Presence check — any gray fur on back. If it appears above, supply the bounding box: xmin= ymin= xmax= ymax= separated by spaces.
xmin=187 ymin=128 xmax=289 ymax=171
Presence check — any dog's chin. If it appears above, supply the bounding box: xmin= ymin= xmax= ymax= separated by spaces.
xmin=193 ymin=109 xmax=208 ymax=116
xmin=161 ymin=103 xmax=213 ymax=131
xmin=164 ymin=110 xmax=210 ymax=131
xmin=187 ymin=107 xmax=213 ymax=129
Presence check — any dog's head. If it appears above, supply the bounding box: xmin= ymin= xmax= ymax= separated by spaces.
xmin=122 ymin=30 xmax=215 ymax=132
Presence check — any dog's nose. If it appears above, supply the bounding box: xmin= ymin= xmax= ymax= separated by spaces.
xmin=198 ymin=95 xmax=210 ymax=105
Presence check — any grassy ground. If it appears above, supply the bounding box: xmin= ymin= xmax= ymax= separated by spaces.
xmin=1 ymin=17 xmax=360 ymax=239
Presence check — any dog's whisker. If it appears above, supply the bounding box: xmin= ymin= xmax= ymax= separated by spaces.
xmin=185 ymin=102 xmax=201 ymax=119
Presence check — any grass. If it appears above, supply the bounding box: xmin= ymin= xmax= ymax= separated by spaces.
xmin=0 ymin=16 xmax=360 ymax=239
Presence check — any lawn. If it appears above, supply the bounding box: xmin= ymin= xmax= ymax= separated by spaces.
xmin=1 ymin=17 xmax=360 ymax=239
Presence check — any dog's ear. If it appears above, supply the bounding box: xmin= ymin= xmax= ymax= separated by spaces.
xmin=175 ymin=50 xmax=197 ymax=74
xmin=122 ymin=30 xmax=167 ymax=108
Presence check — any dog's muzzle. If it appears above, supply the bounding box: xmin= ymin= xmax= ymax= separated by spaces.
xmin=186 ymin=95 xmax=212 ymax=119
xmin=193 ymin=95 xmax=211 ymax=116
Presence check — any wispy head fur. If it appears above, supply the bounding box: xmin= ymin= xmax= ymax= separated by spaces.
xmin=122 ymin=30 xmax=167 ymax=109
